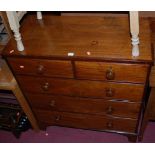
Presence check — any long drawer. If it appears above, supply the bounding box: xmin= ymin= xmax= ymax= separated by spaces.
xmin=34 ymin=110 xmax=137 ymax=133
xmin=17 ymin=76 xmax=144 ymax=102
xmin=7 ymin=58 xmax=73 ymax=78
xmin=26 ymin=93 xmax=140 ymax=119
xmin=75 ymin=61 xmax=149 ymax=83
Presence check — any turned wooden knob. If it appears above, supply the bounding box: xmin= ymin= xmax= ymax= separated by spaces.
xmin=37 ymin=64 xmax=44 ymax=74
xmin=42 ymin=82 xmax=50 ymax=91
xmin=106 ymin=67 xmax=115 ymax=80
xmin=106 ymin=122 xmax=113 ymax=129
xmin=106 ymin=106 xmax=113 ymax=114
xmin=105 ymin=88 xmax=115 ymax=97
xmin=49 ymin=100 xmax=56 ymax=107
xmin=55 ymin=115 xmax=61 ymax=121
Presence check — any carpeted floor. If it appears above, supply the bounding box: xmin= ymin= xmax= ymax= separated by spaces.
xmin=0 ymin=122 xmax=155 ymax=143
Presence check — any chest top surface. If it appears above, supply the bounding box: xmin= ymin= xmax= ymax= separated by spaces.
xmin=2 ymin=14 xmax=153 ymax=63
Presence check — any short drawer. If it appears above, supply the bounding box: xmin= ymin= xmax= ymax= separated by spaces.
xmin=34 ymin=110 xmax=137 ymax=133
xmin=27 ymin=94 xmax=140 ymax=119
xmin=75 ymin=61 xmax=149 ymax=83
xmin=17 ymin=76 xmax=144 ymax=102
xmin=7 ymin=58 xmax=73 ymax=78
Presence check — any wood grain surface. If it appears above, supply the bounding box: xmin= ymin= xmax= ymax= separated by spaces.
xmin=2 ymin=14 xmax=152 ymax=62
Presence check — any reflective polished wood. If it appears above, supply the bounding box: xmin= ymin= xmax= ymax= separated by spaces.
xmin=3 ymin=14 xmax=152 ymax=62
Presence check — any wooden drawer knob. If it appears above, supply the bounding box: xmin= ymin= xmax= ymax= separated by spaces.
xmin=42 ymin=82 xmax=50 ymax=91
xmin=106 ymin=67 xmax=115 ymax=80
xmin=105 ymin=88 xmax=115 ymax=97
xmin=55 ymin=115 xmax=61 ymax=121
xmin=106 ymin=122 xmax=113 ymax=129
xmin=37 ymin=64 xmax=44 ymax=74
xmin=49 ymin=100 xmax=56 ymax=107
xmin=106 ymin=106 xmax=113 ymax=114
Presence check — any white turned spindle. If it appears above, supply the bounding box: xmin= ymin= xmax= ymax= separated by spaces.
xmin=6 ymin=11 xmax=24 ymax=51
xmin=13 ymin=29 xmax=24 ymax=51
xmin=37 ymin=11 xmax=42 ymax=20
xmin=129 ymin=11 xmax=140 ymax=57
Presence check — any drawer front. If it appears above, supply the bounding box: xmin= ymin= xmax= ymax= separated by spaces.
xmin=75 ymin=61 xmax=149 ymax=83
xmin=34 ymin=110 xmax=137 ymax=133
xmin=27 ymin=94 xmax=140 ymax=119
xmin=7 ymin=58 xmax=73 ymax=78
xmin=17 ymin=76 xmax=144 ymax=102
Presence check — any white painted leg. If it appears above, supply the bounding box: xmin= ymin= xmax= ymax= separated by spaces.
xmin=13 ymin=29 xmax=24 ymax=51
xmin=131 ymin=34 xmax=139 ymax=57
xmin=6 ymin=11 xmax=24 ymax=51
xmin=37 ymin=11 xmax=42 ymax=20
xmin=129 ymin=11 xmax=140 ymax=57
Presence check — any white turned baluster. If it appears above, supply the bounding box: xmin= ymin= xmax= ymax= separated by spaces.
xmin=13 ymin=28 xmax=24 ymax=51
xmin=37 ymin=11 xmax=42 ymax=20
xmin=129 ymin=11 xmax=140 ymax=57
xmin=6 ymin=11 xmax=24 ymax=51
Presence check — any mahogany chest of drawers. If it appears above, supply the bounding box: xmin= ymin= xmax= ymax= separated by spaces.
xmin=3 ymin=14 xmax=153 ymax=142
